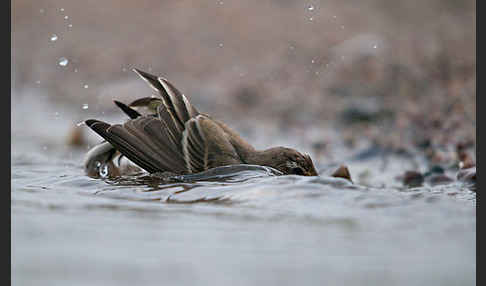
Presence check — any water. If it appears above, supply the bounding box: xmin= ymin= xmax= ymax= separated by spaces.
xmin=11 ymin=93 xmax=475 ymax=286
xmin=58 ymin=57 xmax=69 ymax=66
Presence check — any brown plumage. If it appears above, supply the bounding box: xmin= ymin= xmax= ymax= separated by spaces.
xmin=84 ymin=69 xmax=318 ymax=177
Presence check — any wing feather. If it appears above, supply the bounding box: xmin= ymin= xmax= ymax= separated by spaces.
xmin=133 ymin=68 xmax=200 ymax=127
xmin=114 ymin=100 xmax=141 ymax=119
xmin=85 ymin=120 xmax=160 ymax=173
xmin=182 ymin=117 xmax=208 ymax=173
xmin=84 ymin=69 xmax=219 ymax=175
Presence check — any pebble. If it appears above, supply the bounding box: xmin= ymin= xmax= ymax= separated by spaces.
xmin=402 ymin=171 xmax=424 ymax=188
xmin=66 ymin=126 xmax=86 ymax=147
xmin=331 ymin=165 xmax=353 ymax=183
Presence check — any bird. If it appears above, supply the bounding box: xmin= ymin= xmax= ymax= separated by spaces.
xmin=84 ymin=69 xmax=318 ymax=177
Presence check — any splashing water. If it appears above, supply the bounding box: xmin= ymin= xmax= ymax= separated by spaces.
xmin=99 ymin=165 xmax=109 ymax=178
xmin=58 ymin=57 xmax=69 ymax=66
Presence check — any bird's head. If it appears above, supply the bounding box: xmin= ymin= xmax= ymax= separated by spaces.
xmin=261 ymin=147 xmax=318 ymax=176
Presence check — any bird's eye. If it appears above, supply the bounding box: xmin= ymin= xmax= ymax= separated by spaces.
xmin=291 ymin=167 xmax=305 ymax=175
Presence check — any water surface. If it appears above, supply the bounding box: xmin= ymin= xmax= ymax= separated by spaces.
xmin=12 ymin=94 xmax=475 ymax=286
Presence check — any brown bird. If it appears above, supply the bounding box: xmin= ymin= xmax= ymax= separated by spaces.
xmin=84 ymin=69 xmax=318 ymax=177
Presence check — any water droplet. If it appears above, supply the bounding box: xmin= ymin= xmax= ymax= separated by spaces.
xmin=311 ymin=59 xmax=315 ymax=64
xmin=68 ymin=24 xmax=73 ymax=28
xmin=99 ymin=164 xmax=109 ymax=178
xmin=60 ymin=8 xmax=65 ymax=12
xmin=58 ymin=57 xmax=69 ymax=66
xmin=307 ymin=5 xmax=315 ymax=11
xmin=373 ymin=44 xmax=378 ymax=49
xmin=64 ymin=15 xmax=69 ymax=20
xmin=219 ymin=43 xmax=224 ymax=48
xmin=50 ymin=34 xmax=58 ymax=41
xmin=39 ymin=9 xmax=45 ymax=13
xmin=83 ymin=84 xmax=89 ymax=89
xmin=309 ymin=17 xmax=314 ymax=21
xmin=82 ymin=104 xmax=89 ymax=110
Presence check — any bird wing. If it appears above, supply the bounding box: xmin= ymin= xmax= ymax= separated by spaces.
xmin=132 ymin=69 xmax=199 ymax=126
xmin=85 ymin=119 xmax=163 ymax=173
xmin=85 ymin=69 xmax=244 ymax=174
xmin=86 ymin=112 xmax=194 ymax=174
xmin=85 ymin=69 xmax=205 ymax=174
xmin=182 ymin=115 xmax=241 ymax=173
xmin=182 ymin=116 xmax=208 ymax=172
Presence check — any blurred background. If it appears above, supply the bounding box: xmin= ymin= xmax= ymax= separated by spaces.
xmin=11 ymin=2 xmax=476 ymax=286
xmin=12 ymin=0 xmax=475 ymax=166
